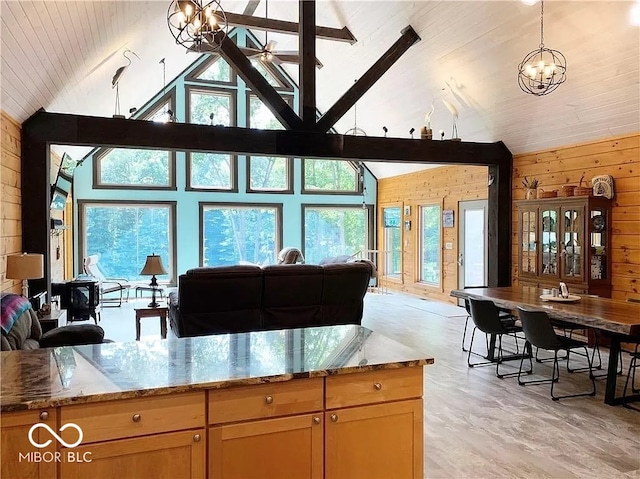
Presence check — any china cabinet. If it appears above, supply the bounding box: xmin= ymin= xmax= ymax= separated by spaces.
xmin=516 ymin=196 xmax=611 ymax=297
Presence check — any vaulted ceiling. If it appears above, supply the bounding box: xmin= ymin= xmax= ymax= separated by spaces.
xmin=2 ymin=1 xmax=639 ymax=178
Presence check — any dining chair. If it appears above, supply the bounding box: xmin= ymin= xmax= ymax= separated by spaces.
xmin=467 ymin=298 xmax=523 ymax=379
xmin=517 ymin=307 xmax=596 ymax=401
xmin=461 ymin=288 xmax=516 ymax=352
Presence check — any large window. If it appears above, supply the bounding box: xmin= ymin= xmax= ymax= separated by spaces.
xmin=382 ymin=207 xmax=402 ymax=278
xmin=95 ymin=148 xmax=174 ymax=188
xmin=303 ymin=206 xmax=370 ymax=264
xmin=188 ymin=152 xmax=236 ymax=191
xmin=302 ymin=159 xmax=360 ymax=193
xmin=201 ymin=203 xmax=281 ymax=266
xmin=419 ymin=204 xmax=441 ymax=286
xmin=81 ymin=202 xmax=175 ymax=282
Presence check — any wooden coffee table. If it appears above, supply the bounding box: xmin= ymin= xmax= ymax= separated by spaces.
xmin=134 ymin=306 xmax=168 ymax=341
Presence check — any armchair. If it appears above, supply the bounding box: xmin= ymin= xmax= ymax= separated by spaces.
xmin=83 ymin=254 xmax=131 ymax=306
xmin=1 ymin=293 xmax=105 ymax=351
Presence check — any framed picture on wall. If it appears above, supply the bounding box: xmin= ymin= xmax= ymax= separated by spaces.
xmin=443 ymin=209 xmax=454 ymax=228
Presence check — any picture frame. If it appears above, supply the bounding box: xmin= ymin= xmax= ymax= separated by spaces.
xmin=443 ymin=209 xmax=454 ymax=228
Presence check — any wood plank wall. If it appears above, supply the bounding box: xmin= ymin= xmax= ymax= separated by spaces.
xmin=377 ymin=132 xmax=639 ymax=304
xmin=1 ymin=111 xmax=22 ymax=293
xmin=377 ymin=165 xmax=489 ymax=304
xmin=512 ymin=133 xmax=640 ymax=301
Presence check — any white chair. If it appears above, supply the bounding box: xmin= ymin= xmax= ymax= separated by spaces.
xmin=83 ymin=255 xmax=131 ymax=307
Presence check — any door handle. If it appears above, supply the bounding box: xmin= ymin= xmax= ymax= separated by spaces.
xmin=457 ymin=254 xmax=464 ymax=266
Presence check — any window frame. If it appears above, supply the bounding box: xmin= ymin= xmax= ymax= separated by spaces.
xmin=78 ymin=200 xmax=177 ymax=284
xmin=417 ymin=202 xmax=443 ymax=289
xmin=199 ymin=202 xmax=283 ymax=267
xmin=300 ymin=158 xmax=363 ymax=195
xmin=380 ymin=204 xmax=403 ymax=283
xmin=186 ymin=85 xmax=237 ymax=126
xmin=301 ymin=203 xmax=375 ymax=263
xmin=186 ymin=151 xmax=238 ymax=192
xmin=184 ymin=54 xmax=237 ymax=86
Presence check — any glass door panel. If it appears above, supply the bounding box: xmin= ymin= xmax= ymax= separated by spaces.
xmin=590 ymin=208 xmax=607 ymax=280
xmin=540 ymin=208 xmax=559 ymax=278
xmin=520 ymin=209 xmax=537 ymax=275
xmin=561 ymin=206 xmax=585 ymax=281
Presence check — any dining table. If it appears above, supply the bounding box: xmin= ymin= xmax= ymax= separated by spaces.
xmin=450 ymin=286 xmax=640 ymax=406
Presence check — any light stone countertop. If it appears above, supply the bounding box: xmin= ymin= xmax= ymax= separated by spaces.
xmin=1 ymin=324 xmax=434 ymax=412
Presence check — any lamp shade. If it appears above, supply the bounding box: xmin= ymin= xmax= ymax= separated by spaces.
xmin=6 ymin=253 xmax=44 ymax=280
xmin=140 ymin=254 xmax=167 ymax=276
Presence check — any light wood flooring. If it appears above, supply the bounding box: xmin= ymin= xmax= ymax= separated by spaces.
xmin=90 ymin=290 xmax=640 ymax=478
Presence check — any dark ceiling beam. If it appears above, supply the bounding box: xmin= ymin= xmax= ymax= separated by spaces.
xmin=224 ymin=12 xmax=357 ymax=44
xmin=216 ymin=32 xmax=303 ymax=130
xmin=299 ymin=0 xmax=316 ymax=128
xmin=314 ymin=26 xmax=421 ymax=133
xmin=23 ymin=110 xmax=511 ymax=166
xmin=243 ymin=0 xmax=261 ymax=16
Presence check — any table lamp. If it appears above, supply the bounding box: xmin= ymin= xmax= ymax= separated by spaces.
xmin=140 ymin=254 xmax=167 ymax=308
xmin=6 ymin=253 xmax=44 ymax=298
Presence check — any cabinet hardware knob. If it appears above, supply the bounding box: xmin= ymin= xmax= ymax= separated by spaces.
xmin=193 ymin=434 xmax=201 ymax=442
xmin=313 ymin=417 xmax=321 ymax=424
xmin=265 ymin=396 xmax=274 ymax=404
xmin=132 ymin=414 xmax=141 ymax=422
xmin=374 ymin=382 xmax=382 ymax=390
xmin=330 ymin=414 xmax=338 ymax=422
xmin=39 ymin=411 xmax=49 ymax=421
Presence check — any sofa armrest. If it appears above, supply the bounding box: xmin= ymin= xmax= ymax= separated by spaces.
xmin=39 ymin=324 xmax=105 ymax=348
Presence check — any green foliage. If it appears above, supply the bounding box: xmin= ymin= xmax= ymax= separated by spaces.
xmin=190 ymin=91 xmax=231 ymax=126
xmin=304 ymin=207 xmax=367 ymax=264
xmin=421 ymin=205 xmax=441 ymax=284
xmin=197 ymin=57 xmax=232 ymax=82
xmin=190 ymin=153 xmax=232 ymax=189
xmin=304 ymin=159 xmax=358 ymax=191
xmin=99 ymin=148 xmax=170 ymax=186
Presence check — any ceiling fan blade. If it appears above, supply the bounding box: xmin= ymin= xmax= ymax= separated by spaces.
xmin=265 ymin=40 xmax=278 ymax=52
xmin=270 ymin=50 xmax=298 ymax=56
xmin=239 ymin=47 xmax=262 ymax=56
xmin=272 ymin=54 xmax=324 ymax=69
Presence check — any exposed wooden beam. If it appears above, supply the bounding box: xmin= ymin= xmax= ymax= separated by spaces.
xmin=21 ymin=110 xmax=513 ymax=293
xmin=216 ymin=32 xmax=303 ymax=130
xmin=225 ymin=12 xmax=356 ymax=44
xmin=243 ymin=0 xmax=261 ymax=16
xmin=315 ymin=26 xmax=421 ymax=133
xmin=299 ymin=0 xmax=316 ymax=128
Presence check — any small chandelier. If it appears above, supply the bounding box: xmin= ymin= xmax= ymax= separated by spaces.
xmin=517 ymin=0 xmax=567 ymax=96
xmin=167 ymin=0 xmax=228 ymax=53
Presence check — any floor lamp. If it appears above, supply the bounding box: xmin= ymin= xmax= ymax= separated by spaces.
xmin=6 ymin=253 xmax=44 ymax=298
xmin=140 ymin=254 xmax=167 ymax=308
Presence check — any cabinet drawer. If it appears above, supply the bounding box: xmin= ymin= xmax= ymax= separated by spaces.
xmin=209 ymin=378 xmax=324 ymax=424
xmin=325 ymin=367 xmax=423 ymax=409
xmin=60 ymin=392 xmax=205 ymax=444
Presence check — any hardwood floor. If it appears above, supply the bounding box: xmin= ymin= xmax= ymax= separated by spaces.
xmin=93 ymin=290 xmax=640 ymax=478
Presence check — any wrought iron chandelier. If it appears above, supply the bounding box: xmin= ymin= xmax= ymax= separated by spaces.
xmin=517 ymin=0 xmax=567 ymax=96
xmin=167 ymin=0 xmax=228 ymax=53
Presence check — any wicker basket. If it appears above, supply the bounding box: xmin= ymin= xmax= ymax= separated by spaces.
xmin=538 ymin=190 xmax=558 ymax=198
xmin=560 ymin=185 xmax=576 ymax=197
xmin=574 ymin=186 xmax=592 ymax=196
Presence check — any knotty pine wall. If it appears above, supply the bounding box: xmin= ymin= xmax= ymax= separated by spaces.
xmin=512 ymin=133 xmax=640 ymax=301
xmin=377 ymin=165 xmax=489 ymax=304
xmin=378 ymin=133 xmax=639 ymax=304
xmin=1 ymin=111 xmax=22 ymax=293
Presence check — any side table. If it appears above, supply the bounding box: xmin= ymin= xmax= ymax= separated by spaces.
xmin=134 ymin=306 xmax=168 ymax=341
xmin=38 ymin=309 xmax=67 ymax=334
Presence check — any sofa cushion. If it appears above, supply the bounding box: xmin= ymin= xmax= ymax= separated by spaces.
xmin=261 ymin=264 xmax=324 ymax=330
xmin=321 ymin=262 xmax=371 ymax=325
xmin=39 ymin=324 xmax=105 ymax=348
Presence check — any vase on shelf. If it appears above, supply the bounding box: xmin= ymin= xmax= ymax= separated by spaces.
xmin=525 ymin=188 xmax=538 ymax=200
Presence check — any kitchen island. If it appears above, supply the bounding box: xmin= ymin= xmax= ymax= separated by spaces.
xmin=1 ymin=324 xmax=434 ymax=479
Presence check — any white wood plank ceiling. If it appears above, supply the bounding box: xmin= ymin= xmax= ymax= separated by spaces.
xmin=1 ymin=1 xmax=638 ymax=178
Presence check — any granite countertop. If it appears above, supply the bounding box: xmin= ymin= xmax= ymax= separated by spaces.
xmin=1 ymin=325 xmax=434 ymax=412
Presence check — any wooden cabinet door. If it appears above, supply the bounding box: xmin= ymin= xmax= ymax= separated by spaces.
xmin=60 ymin=429 xmax=205 ymax=479
xmin=1 ymin=409 xmax=58 ymax=479
xmin=209 ymin=413 xmax=323 ymax=479
xmin=325 ymin=399 xmax=423 ymax=479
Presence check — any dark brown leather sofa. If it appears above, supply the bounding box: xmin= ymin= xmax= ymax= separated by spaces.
xmin=168 ymin=262 xmax=372 ymax=337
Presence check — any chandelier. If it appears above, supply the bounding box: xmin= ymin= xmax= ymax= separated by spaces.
xmin=167 ymin=0 xmax=228 ymax=53
xmin=517 ymin=0 xmax=566 ymax=96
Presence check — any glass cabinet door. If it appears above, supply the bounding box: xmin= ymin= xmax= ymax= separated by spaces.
xmin=561 ymin=205 xmax=585 ymax=281
xmin=589 ymin=208 xmax=608 ymax=281
xmin=520 ymin=209 xmax=537 ymax=275
xmin=540 ymin=208 xmax=559 ymax=279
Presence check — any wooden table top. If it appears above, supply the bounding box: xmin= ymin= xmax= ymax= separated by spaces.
xmin=450 ymin=286 xmax=640 ymax=337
